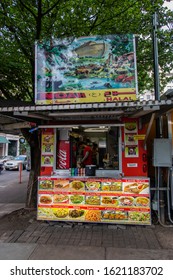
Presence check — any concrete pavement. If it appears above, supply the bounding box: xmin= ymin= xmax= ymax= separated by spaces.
xmin=0 ymin=213 xmax=173 ymax=259
xmin=1 ymin=243 xmax=173 ymax=260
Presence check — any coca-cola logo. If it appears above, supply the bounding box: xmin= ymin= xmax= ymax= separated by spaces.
xmin=57 ymin=149 xmax=67 ymax=169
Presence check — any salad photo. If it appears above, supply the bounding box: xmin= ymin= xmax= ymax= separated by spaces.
xmin=128 ymin=211 xmax=150 ymax=222
xmin=70 ymin=194 xmax=84 ymax=204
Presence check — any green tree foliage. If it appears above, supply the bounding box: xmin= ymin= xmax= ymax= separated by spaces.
xmin=0 ymin=0 xmax=173 ymax=100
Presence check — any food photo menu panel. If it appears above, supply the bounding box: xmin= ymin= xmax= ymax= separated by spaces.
xmin=37 ymin=177 xmax=151 ymax=225
xmin=124 ymin=121 xmax=139 ymax=158
xmin=41 ymin=129 xmax=54 ymax=167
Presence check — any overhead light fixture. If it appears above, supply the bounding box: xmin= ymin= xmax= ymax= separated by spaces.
xmin=48 ymin=110 xmax=124 ymax=117
xmin=38 ymin=123 xmax=124 ymax=129
xmin=84 ymin=127 xmax=109 ymax=132
xmin=99 ymin=126 xmax=106 ymax=129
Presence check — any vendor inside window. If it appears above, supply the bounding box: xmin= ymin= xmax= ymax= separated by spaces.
xmin=56 ymin=125 xmax=120 ymax=171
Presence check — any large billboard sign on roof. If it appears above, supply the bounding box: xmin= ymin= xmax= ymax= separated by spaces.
xmin=35 ymin=34 xmax=137 ymax=105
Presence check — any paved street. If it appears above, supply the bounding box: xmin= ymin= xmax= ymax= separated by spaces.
xmin=0 ymin=169 xmax=29 ymax=203
xmin=0 ymin=169 xmax=29 ymax=217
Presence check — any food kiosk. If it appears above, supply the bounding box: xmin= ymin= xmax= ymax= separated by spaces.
xmin=37 ymin=119 xmax=150 ymax=225
xmin=35 ymin=34 xmax=151 ymax=225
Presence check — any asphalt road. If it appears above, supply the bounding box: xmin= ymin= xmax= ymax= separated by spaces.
xmin=0 ymin=169 xmax=29 ymax=203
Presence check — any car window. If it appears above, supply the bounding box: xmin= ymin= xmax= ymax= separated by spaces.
xmin=14 ymin=156 xmax=27 ymax=161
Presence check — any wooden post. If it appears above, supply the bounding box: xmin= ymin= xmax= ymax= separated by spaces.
xmin=19 ymin=162 xmax=22 ymax=183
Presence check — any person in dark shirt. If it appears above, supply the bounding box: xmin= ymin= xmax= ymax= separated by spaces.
xmin=79 ymin=141 xmax=92 ymax=167
xmin=92 ymin=142 xmax=98 ymax=166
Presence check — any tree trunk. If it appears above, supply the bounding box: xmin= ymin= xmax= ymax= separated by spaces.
xmin=21 ymin=128 xmax=41 ymax=208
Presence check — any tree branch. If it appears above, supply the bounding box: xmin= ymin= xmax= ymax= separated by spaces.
xmin=19 ymin=0 xmax=37 ymax=20
xmin=87 ymin=0 xmax=140 ymax=32
xmin=7 ymin=25 xmax=33 ymax=65
xmin=41 ymin=0 xmax=62 ymax=16
xmin=0 ymin=86 xmax=14 ymax=99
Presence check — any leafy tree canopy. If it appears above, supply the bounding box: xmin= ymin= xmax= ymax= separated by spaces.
xmin=0 ymin=0 xmax=173 ymax=100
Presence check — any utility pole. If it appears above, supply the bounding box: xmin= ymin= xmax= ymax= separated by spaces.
xmin=152 ymin=11 xmax=160 ymax=102
xmin=152 ymin=1 xmax=165 ymax=224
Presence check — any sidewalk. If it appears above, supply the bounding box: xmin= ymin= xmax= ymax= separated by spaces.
xmin=0 ymin=208 xmax=173 ymax=260
xmin=1 ymin=243 xmax=173 ymax=260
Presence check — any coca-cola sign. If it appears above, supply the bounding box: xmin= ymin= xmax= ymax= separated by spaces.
xmin=57 ymin=141 xmax=70 ymax=169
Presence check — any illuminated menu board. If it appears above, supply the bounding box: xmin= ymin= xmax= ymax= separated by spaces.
xmin=37 ymin=177 xmax=151 ymax=225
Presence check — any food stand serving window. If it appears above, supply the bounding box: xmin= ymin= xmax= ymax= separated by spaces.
xmin=56 ymin=125 xmax=122 ymax=176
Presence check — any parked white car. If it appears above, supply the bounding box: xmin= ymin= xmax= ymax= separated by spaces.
xmin=4 ymin=155 xmax=27 ymax=170
xmin=0 ymin=155 xmax=14 ymax=164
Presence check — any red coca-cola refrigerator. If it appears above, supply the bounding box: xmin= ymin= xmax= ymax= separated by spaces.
xmin=56 ymin=140 xmax=70 ymax=169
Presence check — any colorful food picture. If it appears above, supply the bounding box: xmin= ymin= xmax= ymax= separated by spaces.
xmin=53 ymin=194 xmax=69 ymax=204
xmin=37 ymin=177 xmax=151 ymax=225
xmin=52 ymin=208 xmax=69 ymax=219
xmin=42 ymin=143 xmax=54 ymax=154
xmin=54 ymin=180 xmax=69 ymax=190
xmin=38 ymin=207 xmax=54 ymax=219
xmin=39 ymin=180 xmax=53 ymax=190
xmin=119 ymin=196 xmax=134 ymax=206
xmin=128 ymin=211 xmax=150 ymax=222
xmin=101 ymin=196 xmax=119 ymax=206
xmin=101 ymin=181 xmax=122 ymax=191
xmin=123 ymin=182 xmax=149 ymax=194
xmin=41 ymin=155 xmax=54 ymax=166
xmin=69 ymin=209 xmax=85 ymax=219
xmin=125 ymin=122 xmax=137 ymax=133
xmin=85 ymin=181 xmax=100 ymax=191
xmin=70 ymin=194 xmax=84 ymax=204
xmin=135 ymin=197 xmax=150 ymax=207
xmin=125 ymin=134 xmax=138 ymax=146
xmin=70 ymin=180 xmax=85 ymax=191
xmin=101 ymin=210 xmax=128 ymax=221
xmin=85 ymin=210 xmax=101 ymax=222
xmin=85 ymin=195 xmax=100 ymax=205
xmin=125 ymin=146 xmax=138 ymax=157
xmin=39 ymin=195 xmax=52 ymax=205
xmin=42 ymin=134 xmax=54 ymax=144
